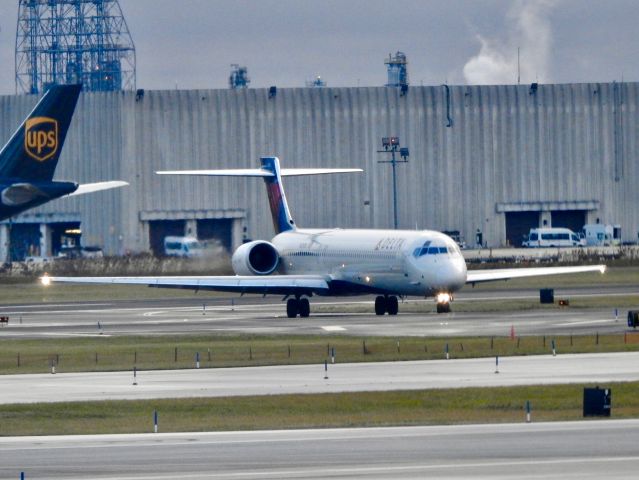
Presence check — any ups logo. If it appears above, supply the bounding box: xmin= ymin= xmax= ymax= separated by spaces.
xmin=24 ymin=116 xmax=58 ymax=162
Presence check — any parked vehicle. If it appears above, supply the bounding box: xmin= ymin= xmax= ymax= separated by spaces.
xmin=163 ymin=236 xmax=206 ymax=258
xmin=24 ymin=255 xmax=52 ymax=264
xmin=581 ymin=224 xmax=621 ymax=246
xmin=522 ymin=227 xmax=585 ymax=247
xmin=57 ymin=245 xmax=104 ymax=259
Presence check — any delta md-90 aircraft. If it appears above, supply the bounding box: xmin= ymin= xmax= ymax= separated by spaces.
xmin=42 ymin=156 xmax=605 ymax=317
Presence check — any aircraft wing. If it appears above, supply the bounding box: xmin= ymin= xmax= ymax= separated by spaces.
xmin=41 ymin=274 xmax=330 ymax=295
xmin=466 ymin=265 xmax=606 ymax=284
xmin=66 ymin=181 xmax=129 ymax=197
xmin=156 ymin=168 xmax=362 ymax=177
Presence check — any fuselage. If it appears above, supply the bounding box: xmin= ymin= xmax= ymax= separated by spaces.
xmin=272 ymin=228 xmax=467 ymax=297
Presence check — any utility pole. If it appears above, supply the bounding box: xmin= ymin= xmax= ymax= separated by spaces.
xmin=377 ymin=137 xmax=409 ymax=229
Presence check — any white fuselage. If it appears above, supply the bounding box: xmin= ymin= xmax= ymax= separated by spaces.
xmin=272 ymin=228 xmax=467 ymax=297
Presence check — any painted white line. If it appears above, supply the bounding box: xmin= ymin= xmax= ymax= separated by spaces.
xmin=321 ymin=326 xmax=346 ymax=331
xmin=556 ymin=318 xmax=617 ymax=326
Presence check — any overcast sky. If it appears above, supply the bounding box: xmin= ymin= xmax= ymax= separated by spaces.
xmin=0 ymin=0 xmax=637 ymax=95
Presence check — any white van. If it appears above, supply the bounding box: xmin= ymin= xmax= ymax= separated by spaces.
xmin=522 ymin=228 xmax=585 ymax=248
xmin=581 ymin=224 xmax=621 ymax=246
xmin=163 ymin=236 xmax=206 ymax=258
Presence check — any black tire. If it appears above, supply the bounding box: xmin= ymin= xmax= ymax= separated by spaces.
xmin=387 ymin=296 xmax=399 ymax=315
xmin=286 ymin=298 xmax=299 ymax=318
xmin=374 ymin=296 xmax=387 ymax=315
xmin=436 ymin=302 xmax=450 ymax=314
xmin=299 ymin=298 xmax=310 ymax=317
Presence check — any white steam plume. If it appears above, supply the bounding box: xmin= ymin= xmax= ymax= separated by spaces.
xmin=463 ymin=0 xmax=557 ymax=85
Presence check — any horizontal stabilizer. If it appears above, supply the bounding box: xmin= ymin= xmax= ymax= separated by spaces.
xmin=66 ymin=180 xmax=128 ymax=197
xmin=156 ymin=168 xmax=363 ymax=177
xmin=466 ymin=265 xmax=606 ymax=284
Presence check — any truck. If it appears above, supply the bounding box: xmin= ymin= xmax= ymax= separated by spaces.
xmin=522 ymin=227 xmax=585 ymax=248
xmin=581 ymin=224 xmax=621 ymax=246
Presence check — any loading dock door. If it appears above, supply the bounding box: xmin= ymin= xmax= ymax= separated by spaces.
xmin=197 ymin=219 xmax=232 ymax=251
xmin=505 ymin=211 xmax=540 ymax=247
xmin=551 ymin=210 xmax=586 ymax=233
xmin=149 ymin=220 xmax=186 ymax=256
xmin=9 ymin=224 xmax=41 ymax=261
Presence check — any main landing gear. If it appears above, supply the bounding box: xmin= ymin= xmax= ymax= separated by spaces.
xmin=286 ymin=297 xmax=310 ymax=318
xmin=374 ymin=295 xmax=399 ymax=316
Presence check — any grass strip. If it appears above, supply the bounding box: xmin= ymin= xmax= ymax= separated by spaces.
xmin=2 ymin=333 xmax=639 ymax=374
xmin=0 ymin=382 xmax=635 ymax=436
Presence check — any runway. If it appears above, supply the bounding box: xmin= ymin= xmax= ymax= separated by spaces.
xmin=0 ymin=284 xmax=636 ymax=338
xmin=2 ymin=420 xmax=639 ymax=479
xmin=2 ymin=351 xmax=638 ymax=404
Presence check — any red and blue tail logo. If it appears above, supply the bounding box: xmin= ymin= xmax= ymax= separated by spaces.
xmin=261 ymin=157 xmax=296 ymax=234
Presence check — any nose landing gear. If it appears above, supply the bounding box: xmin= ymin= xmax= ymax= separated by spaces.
xmin=436 ymin=292 xmax=452 ymax=314
xmin=374 ymin=295 xmax=399 ymax=316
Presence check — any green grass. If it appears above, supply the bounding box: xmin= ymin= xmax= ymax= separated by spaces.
xmin=0 ymin=382 xmax=635 ymax=436
xmin=2 ymin=333 xmax=639 ymax=374
xmin=0 ymin=282 xmax=221 ymax=304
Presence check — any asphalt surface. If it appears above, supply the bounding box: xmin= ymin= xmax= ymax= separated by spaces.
xmin=2 ymin=420 xmax=639 ymax=479
xmin=0 ymin=284 xmax=636 ymax=338
xmin=2 ymin=352 xmax=638 ymax=404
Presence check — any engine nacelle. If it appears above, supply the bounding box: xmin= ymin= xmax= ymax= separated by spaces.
xmin=231 ymin=240 xmax=280 ymax=275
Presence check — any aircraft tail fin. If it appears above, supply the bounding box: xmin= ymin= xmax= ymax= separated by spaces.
xmin=0 ymin=84 xmax=81 ymax=181
xmin=157 ymin=157 xmax=362 ymax=235
xmin=259 ymin=156 xmax=297 ymax=233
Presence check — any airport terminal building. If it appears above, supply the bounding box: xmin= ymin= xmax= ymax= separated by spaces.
xmin=0 ymin=81 xmax=637 ymax=259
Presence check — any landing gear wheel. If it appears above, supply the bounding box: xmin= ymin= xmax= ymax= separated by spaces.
xmin=387 ymin=296 xmax=399 ymax=315
xmin=286 ymin=298 xmax=299 ymax=318
xmin=436 ymin=302 xmax=451 ymax=314
xmin=298 ymin=298 xmax=310 ymax=317
xmin=374 ymin=296 xmax=387 ymax=316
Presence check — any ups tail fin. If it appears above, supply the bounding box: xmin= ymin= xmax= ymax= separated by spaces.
xmin=0 ymin=84 xmax=81 ymax=181
xmin=156 ymin=157 xmax=362 ymax=235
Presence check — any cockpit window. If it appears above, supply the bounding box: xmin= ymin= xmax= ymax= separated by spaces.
xmin=413 ymin=241 xmax=432 ymax=257
xmin=413 ymin=240 xmax=459 ymax=257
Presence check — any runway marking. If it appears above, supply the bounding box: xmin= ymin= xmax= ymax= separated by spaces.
xmin=321 ymin=326 xmax=346 ymax=332
xmin=556 ymin=319 xmax=617 ymax=326
xmin=4 ymin=332 xmax=112 ymax=337
xmin=12 ymin=455 xmax=638 ymax=479
xmin=0 ymin=303 xmax=112 ymax=310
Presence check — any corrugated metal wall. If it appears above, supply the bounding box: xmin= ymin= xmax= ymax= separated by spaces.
xmin=0 ymin=82 xmax=637 ymax=253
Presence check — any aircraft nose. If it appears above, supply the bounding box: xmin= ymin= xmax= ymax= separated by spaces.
xmin=436 ymin=257 xmax=467 ymax=291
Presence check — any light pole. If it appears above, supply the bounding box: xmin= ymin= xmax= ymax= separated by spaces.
xmin=377 ymin=136 xmax=409 ymax=229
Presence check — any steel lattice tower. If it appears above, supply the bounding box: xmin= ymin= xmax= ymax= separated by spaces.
xmin=15 ymin=0 xmax=136 ymax=94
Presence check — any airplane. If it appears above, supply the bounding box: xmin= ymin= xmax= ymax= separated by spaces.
xmin=0 ymin=83 xmax=127 ymax=221
xmin=41 ymin=156 xmax=605 ymax=317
